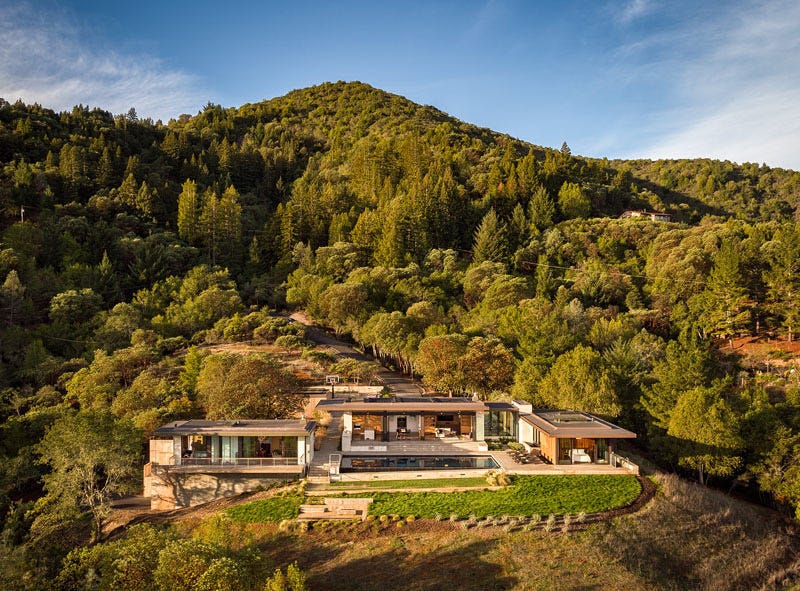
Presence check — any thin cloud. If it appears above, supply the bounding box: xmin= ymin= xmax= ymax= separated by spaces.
xmin=627 ymin=0 xmax=800 ymax=170
xmin=0 ymin=3 xmax=205 ymax=121
xmin=617 ymin=0 xmax=657 ymax=24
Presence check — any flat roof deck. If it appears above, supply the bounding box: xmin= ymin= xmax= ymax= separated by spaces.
xmin=153 ymin=419 xmax=316 ymax=438
xmin=521 ymin=411 xmax=635 ymax=439
xmin=318 ymin=396 xmax=486 ymax=413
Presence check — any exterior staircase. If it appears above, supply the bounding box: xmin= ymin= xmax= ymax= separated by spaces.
xmin=297 ymin=497 xmax=372 ymax=521
xmin=307 ymin=414 xmax=342 ymax=484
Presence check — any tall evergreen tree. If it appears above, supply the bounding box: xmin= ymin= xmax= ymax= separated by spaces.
xmin=472 ymin=208 xmax=508 ymax=264
xmin=557 ymin=181 xmax=590 ymax=219
xmin=527 ymin=185 xmax=555 ymax=232
xmin=764 ymin=223 xmax=800 ymax=341
xmin=177 ymin=179 xmax=201 ymax=245
xmin=696 ymin=240 xmax=751 ymax=347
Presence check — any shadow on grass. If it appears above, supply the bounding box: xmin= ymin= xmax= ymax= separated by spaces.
xmin=263 ymin=533 xmax=515 ymax=591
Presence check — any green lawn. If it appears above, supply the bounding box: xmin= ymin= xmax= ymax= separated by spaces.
xmin=329 ymin=477 xmax=490 ymax=490
xmin=368 ymin=475 xmax=641 ymax=518
xmin=226 ymin=493 xmax=304 ymax=523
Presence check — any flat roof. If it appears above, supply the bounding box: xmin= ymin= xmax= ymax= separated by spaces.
xmin=521 ymin=410 xmax=635 ymax=439
xmin=152 ymin=419 xmax=316 ymax=438
xmin=318 ymin=396 xmax=487 ymax=413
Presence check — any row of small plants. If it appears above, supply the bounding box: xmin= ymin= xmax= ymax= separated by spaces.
xmin=435 ymin=511 xmax=587 ymax=533
xmin=269 ymin=511 xmax=589 ymax=534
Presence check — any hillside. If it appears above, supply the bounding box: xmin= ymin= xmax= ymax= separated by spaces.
xmin=1 ymin=81 xmax=800 ymax=589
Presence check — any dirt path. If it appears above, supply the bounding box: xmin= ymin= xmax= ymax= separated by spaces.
xmin=290 ymin=311 xmax=424 ymax=396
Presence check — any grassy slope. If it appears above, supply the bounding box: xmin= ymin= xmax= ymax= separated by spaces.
xmin=224 ymin=473 xmax=799 ymax=591
xmin=368 ymin=475 xmax=642 ymax=518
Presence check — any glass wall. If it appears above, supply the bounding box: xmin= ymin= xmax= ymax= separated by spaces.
xmin=484 ymin=410 xmax=517 ymax=438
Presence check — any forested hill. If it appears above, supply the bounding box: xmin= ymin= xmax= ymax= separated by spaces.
xmin=1 ymin=81 xmax=800 ymax=586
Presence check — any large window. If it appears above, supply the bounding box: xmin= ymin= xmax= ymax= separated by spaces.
xmin=484 ymin=411 xmax=517 ymax=438
xmin=282 ymin=436 xmax=298 ymax=459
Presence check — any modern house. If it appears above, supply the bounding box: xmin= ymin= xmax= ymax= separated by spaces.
xmin=620 ymin=210 xmax=672 ymax=222
xmin=144 ymin=419 xmax=316 ymax=509
xmin=316 ymin=397 xmax=519 ymax=451
xmin=515 ymin=402 xmax=636 ymax=464
xmin=318 ymin=397 xmax=634 ymax=466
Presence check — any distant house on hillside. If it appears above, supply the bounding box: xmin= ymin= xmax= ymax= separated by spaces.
xmin=619 ymin=210 xmax=672 ymax=222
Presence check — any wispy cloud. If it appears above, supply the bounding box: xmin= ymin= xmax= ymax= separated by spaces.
xmin=617 ymin=0 xmax=657 ymax=24
xmin=466 ymin=0 xmax=509 ymax=37
xmin=0 ymin=3 xmax=205 ymax=121
xmin=631 ymin=0 xmax=800 ymax=169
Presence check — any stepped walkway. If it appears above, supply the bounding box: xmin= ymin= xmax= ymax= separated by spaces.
xmin=308 ymin=414 xmax=342 ymax=484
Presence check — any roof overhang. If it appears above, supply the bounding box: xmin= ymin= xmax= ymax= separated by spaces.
xmin=152 ymin=420 xmax=316 ymax=438
xmin=521 ymin=411 xmax=636 ymax=439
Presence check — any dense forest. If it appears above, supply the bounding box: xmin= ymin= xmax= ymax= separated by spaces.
xmin=1 ymin=81 xmax=799 ymax=588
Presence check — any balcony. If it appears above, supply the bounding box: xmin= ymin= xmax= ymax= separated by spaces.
xmin=153 ymin=456 xmax=305 ymax=474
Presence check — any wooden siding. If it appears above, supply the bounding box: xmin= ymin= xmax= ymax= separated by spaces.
xmin=540 ymin=431 xmax=558 ymax=464
xmin=460 ymin=414 xmax=473 ymax=438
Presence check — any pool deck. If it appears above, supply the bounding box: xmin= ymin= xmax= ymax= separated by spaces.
xmin=310 ymin=422 xmax=636 ymax=484
xmin=330 ymin=450 xmax=635 ymax=483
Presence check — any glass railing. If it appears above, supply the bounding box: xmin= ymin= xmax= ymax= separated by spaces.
xmin=162 ymin=456 xmax=297 ymax=467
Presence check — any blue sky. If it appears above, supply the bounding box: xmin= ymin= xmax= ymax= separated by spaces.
xmin=1 ymin=0 xmax=799 ymax=169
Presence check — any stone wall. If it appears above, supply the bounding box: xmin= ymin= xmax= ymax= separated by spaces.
xmin=146 ymin=468 xmax=298 ymax=510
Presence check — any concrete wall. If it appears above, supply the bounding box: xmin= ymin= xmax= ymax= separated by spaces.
xmin=518 ymin=420 xmax=535 ymax=446
xmin=150 ymin=439 xmax=174 ymax=465
xmin=147 ymin=468 xmax=297 ymax=510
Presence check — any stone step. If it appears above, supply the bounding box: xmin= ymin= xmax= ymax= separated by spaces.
xmin=297 ymin=513 xmax=358 ymax=521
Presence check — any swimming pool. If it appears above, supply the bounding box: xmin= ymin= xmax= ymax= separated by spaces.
xmin=341 ymin=455 xmax=499 ymax=472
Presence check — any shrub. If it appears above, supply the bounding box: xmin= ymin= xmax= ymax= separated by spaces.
xmin=544 ymin=514 xmax=556 ymax=532
xmin=275 ymin=335 xmax=308 ymax=350
xmin=449 ymin=513 xmax=459 ymax=522
xmin=562 ymin=513 xmax=572 ymax=533
xmin=576 ymin=511 xmax=587 ymax=523
xmin=406 ymin=515 xmax=415 ymax=523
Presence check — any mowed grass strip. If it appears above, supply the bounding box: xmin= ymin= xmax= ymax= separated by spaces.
xmin=329 ymin=477 xmax=490 ymax=490
xmin=369 ymin=475 xmax=641 ymax=518
xmin=226 ymin=493 xmax=304 ymax=523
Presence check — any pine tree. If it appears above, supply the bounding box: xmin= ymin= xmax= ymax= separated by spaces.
xmin=117 ymin=173 xmax=138 ymax=208
xmin=199 ymin=189 xmax=219 ymax=265
xmin=764 ymin=223 xmax=800 ymax=341
xmin=535 ymin=255 xmax=556 ymax=299
xmin=177 ymin=179 xmax=201 ymax=245
xmin=472 ymin=208 xmax=508 ymax=264
xmin=135 ymin=181 xmax=155 ymax=217
xmin=0 ymin=270 xmax=26 ymax=326
xmin=97 ymin=147 xmax=115 ymax=187
xmin=557 ymin=181 xmax=590 ymax=219
xmin=528 ymin=185 xmax=555 ymax=232
xmin=217 ymin=185 xmax=243 ymax=268
xmin=508 ymin=203 xmax=528 ymax=251
xmin=698 ymin=240 xmax=751 ymax=348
